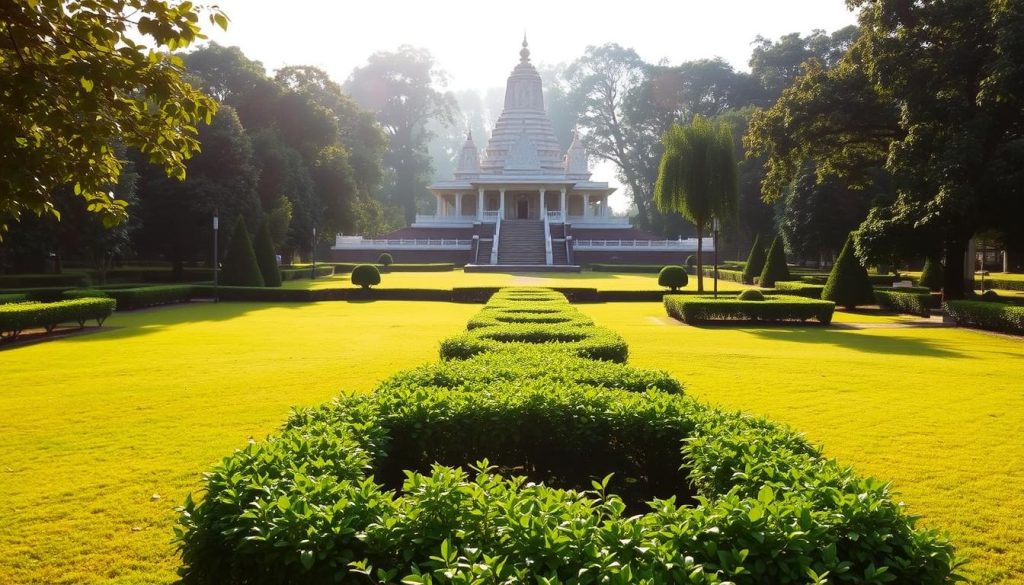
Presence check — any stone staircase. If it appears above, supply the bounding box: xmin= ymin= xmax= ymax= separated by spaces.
xmin=498 ymin=220 xmax=546 ymax=265
xmin=551 ymin=239 xmax=568 ymax=265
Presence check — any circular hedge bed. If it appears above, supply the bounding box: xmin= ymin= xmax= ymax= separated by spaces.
xmin=440 ymin=322 xmax=629 ymax=362
xmin=175 ymin=287 xmax=958 ymax=584
xmin=466 ymin=309 xmax=595 ymax=329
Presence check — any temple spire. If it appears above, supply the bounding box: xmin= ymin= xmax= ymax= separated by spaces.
xmin=520 ymin=33 xmax=530 ymax=63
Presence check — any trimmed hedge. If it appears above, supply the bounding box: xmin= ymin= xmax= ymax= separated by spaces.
xmin=875 ymin=290 xmax=934 ymax=317
xmin=466 ymin=309 xmax=594 ymax=329
xmin=176 ymin=286 xmax=958 ymax=584
xmin=279 ymin=265 xmax=334 ymax=280
xmin=0 ymin=272 xmax=90 ymax=288
xmin=701 ymin=266 xmax=745 ymax=283
xmin=773 ymin=280 xmax=824 ymax=299
xmin=0 ymin=293 xmax=29 ymax=304
xmin=945 ymin=300 xmax=1024 ymax=335
xmin=738 ymin=288 xmax=765 ymax=301
xmin=665 ymin=294 xmax=836 ymax=324
xmin=105 ymin=285 xmax=193 ymax=310
xmin=588 ymin=263 xmax=665 ymax=273
xmin=741 ymin=234 xmax=766 ymax=284
xmin=975 ymin=275 xmax=1024 ymax=292
xmin=919 ymin=257 xmax=944 ymax=291
xmin=351 ymin=264 xmax=381 ymax=289
xmin=253 ymin=221 xmax=282 ymax=287
xmin=822 ymin=235 xmax=876 ymax=310
xmin=441 ymin=323 xmax=629 ymax=363
xmin=220 ymin=217 xmax=264 ymax=287
xmin=0 ymin=298 xmax=116 ymax=340
xmin=332 ymin=262 xmax=456 ymax=273
xmin=378 ymin=252 xmax=394 ymax=266
xmin=61 ymin=289 xmax=110 ymax=299
xmin=758 ymin=236 xmax=791 ymax=287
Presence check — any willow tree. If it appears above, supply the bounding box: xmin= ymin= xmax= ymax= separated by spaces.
xmin=654 ymin=116 xmax=738 ymax=292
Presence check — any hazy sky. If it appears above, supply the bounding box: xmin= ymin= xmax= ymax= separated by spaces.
xmin=204 ymin=0 xmax=859 ymax=211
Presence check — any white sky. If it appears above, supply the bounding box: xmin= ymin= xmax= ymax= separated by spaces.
xmin=204 ymin=0 xmax=859 ymax=211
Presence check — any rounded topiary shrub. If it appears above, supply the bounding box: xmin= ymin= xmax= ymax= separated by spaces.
xmin=377 ymin=252 xmax=394 ymax=266
xmin=758 ymin=236 xmax=791 ymax=287
xmin=738 ymin=289 xmax=765 ymax=301
xmin=658 ymin=265 xmax=688 ymax=291
xmin=919 ymin=256 xmax=944 ymax=291
xmin=350 ymin=264 xmax=381 ymax=289
xmin=220 ymin=217 xmax=265 ymax=287
xmin=684 ymin=255 xmax=697 ymax=268
xmin=822 ymin=235 xmax=876 ymax=310
xmin=981 ymin=290 xmax=1000 ymax=300
xmin=741 ymin=234 xmax=767 ymax=284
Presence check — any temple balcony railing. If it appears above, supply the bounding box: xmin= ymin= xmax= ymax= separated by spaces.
xmin=572 ymin=237 xmax=714 ymax=252
xmin=563 ymin=214 xmax=631 ymax=226
xmin=332 ymin=236 xmax=473 ymax=250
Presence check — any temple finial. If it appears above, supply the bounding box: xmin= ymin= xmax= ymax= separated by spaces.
xmin=520 ymin=33 xmax=530 ymax=63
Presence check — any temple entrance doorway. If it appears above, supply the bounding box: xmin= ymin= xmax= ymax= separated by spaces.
xmin=517 ymin=197 xmax=529 ymax=219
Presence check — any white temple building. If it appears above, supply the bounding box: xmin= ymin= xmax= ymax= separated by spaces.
xmin=331 ymin=38 xmax=711 ymax=270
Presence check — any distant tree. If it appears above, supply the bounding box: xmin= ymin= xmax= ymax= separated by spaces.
xmin=253 ymin=220 xmax=281 ymax=287
xmin=0 ymin=0 xmax=225 ymax=235
xmin=759 ymin=236 xmax=791 ymax=287
xmin=741 ymin=234 xmax=767 ymax=284
xmin=311 ymin=146 xmax=359 ymax=237
xmin=221 ymin=217 xmax=263 ymax=287
xmin=749 ymin=27 xmax=859 ymax=103
xmin=822 ymin=234 xmax=875 ymax=309
xmin=919 ymin=257 xmax=944 ymax=292
xmin=134 ymin=106 xmax=260 ymax=275
xmin=654 ymin=117 xmax=738 ymax=292
xmin=346 ymin=46 xmax=456 ymax=222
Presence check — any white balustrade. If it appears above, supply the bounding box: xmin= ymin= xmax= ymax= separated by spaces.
xmin=332 ymin=236 xmax=473 ymax=250
xmin=573 ymin=238 xmax=714 ymax=252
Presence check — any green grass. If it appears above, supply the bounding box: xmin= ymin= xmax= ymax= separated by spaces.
xmin=0 ymin=301 xmax=479 ymax=585
xmin=1 ymin=294 xmax=1022 ymax=584
xmin=282 ymin=268 xmax=747 ymax=291
xmin=579 ymin=302 xmax=1024 ymax=585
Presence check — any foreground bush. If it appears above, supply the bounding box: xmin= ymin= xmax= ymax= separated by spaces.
xmin=658 ymin=265 xmax=688 ymax=291
xmin=0 ymin=298 xmax=116 ymax=340
xmin=741 ymin=234 xmax=766 ymax=284
xmin=351 ymin=264 xmax=382 ymax=289
xmin=946 ymin=300 xmax=1024 ymax=335
xmin=822 ymin=235 xmax=876 ymax=309
xmin=758 ymin=236 xmax=790 ymax=287
xmin=176 ymin=286 xmax=958 ymax=584
xmin=665 ymin=294 xmax=835 ymax=324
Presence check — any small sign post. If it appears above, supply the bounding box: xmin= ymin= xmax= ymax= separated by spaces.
xmin=213 ymin=211 xmax=219 ymax=302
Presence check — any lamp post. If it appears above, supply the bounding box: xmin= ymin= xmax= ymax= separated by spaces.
xmin=311 ymin=226 xmax=317 ymax=280
xmin=212 ymin=210 xmax=219 ymax=302
xmin=712 ymin=216 xmax=720 ymax=298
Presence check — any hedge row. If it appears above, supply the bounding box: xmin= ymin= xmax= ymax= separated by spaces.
xmin=0 ymin=293 xmax=28 ymax=304
xmin=976 ymin=275 xmax=1024 ymax=291
xmin=665 ymin=293 xmax=836 ymax=324
xmin=875 ymin=290 xmax=937 ymax=317
xmin=700 ymin=266 xmax=745 ymax=283
xmin=176 ymin=286 xmax=958 ymax=584
xmin=63 ymin=285 xmax=194 ymax=310
xmin=0 ymin=272 xmax=90 ymax=288
xmin=588 ymin=263 xmax=666 ymax=273
xmin=945 ymin=300 xmax=1024 ymax=335
xmin=773 ymin=280 xmax=825 ymax=298
xmin=331 ymin=262 xmax=456 ymax=273
xmin=0 ymin=298 xmax=116 ymax=340
xmin=279 ymin=265 xmax=334 ymax=280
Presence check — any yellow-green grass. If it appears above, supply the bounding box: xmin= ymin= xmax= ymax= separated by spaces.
xmin=0 ymin=301 xmax=479 ymax=585
xmin=283 ymin=269 xmax=747 ymax=291
xmin=579 ymin=302 xmax=1024 ymax=585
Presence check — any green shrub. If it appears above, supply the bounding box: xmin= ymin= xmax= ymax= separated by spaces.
xmin=104 ymin=285 xmax=193 ymax=310
xmin=738 ymin=288 xmax=765 ymax=301
xmin=377 ymin=252 xmax=394 ymax=266
xmin=741 ymin=234 xmax=767 ymax=284
xmin=945 ymin=300 xmax=1024 ymax=335
xmin=280 ymin=265 xmax=334 ymax=280
xmin=665 ymin=294 xmax=835 ymax=324
xmin=821 ymin=234 xmax=876 ymax=309
xmin=441 ymin=323 xmax=629 ymax=363
xmin=758 ymin=236 xmax=790 ymax=287
xmin=657 ymin=265 xmax=688 ymax=291
xmin=875 ymin=290 xmax=934 ymax=317
xmin=0 ymin=298 xmax=116 ymax=340
xmin=220 ymin=217 xmax=264 ymax=287
xmin=684 ymin=255 xmax=696 ymax=268
xmin=467 ymin=309 xmax=593 ymax=329
xmin=350 ymin=264 xmax=381 ymax=289
xmin=772 ymin=280 xmax=824 ymax=298
xmin=0 ymin=293 xmax=28 ymax=304
xmin=976 ymin=275 xmax=1024 ymax=291
xmin=981 ymin=290 xmax=1000 ymax=300
xmin=919 ymin=256 xmax=944 ymax=291
xmin=588 ymin=264 xmax=664 ymax=273
xmin=252 ymin=220 xmax=282 ymax=287
xmin=702 ymin=266 xmax=745 ymax=283
xmin=61 ymin=289 xmax=110 ymax=299
xmin=332 ymin=262 xmax=455 ymax=273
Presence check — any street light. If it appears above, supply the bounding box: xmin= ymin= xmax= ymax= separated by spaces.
xmin=311 ymin=226 xmax=317 ymax=280
xmin=212 ymin=210 xmax=219 ymax=302
xmin=712 ymin=216 xmax=721 ymax=299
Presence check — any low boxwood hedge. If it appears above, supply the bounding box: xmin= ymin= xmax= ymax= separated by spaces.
xmin=61 ymin=289 xmax=111 ymax=299
xmin=104 ymin=285 xmax=193 ymax=310
xmin=441 ymin=322 xmax=629 ymax=362
xmin=279 ymin=265 xmax=335 ymax=280
xmin=773 ymin=280 xmax=825 ymax=299
xmin=945 ymin=300 xmax=1024 ymax=335
xmin=588 ymin=263 xmax=665 ymax=273
xmin=701 ymin=267 xmax=745 ymax=283
xmin=0 ymin=272 xmax=91 ymax=288
xmin=976 ymin=275 xmax=1024 ymax=291
xmin=176 ymin=286 xmax=958 ymax=584
xmin=665 ymin=294 xmax=836 ymax=324
xmin=466 ymin=309 xmax=593 ymax=329
xmin=0 ymin=297 xmax=116 ymax=340
xmin=875 ymin=290 xmax=935 ymax=317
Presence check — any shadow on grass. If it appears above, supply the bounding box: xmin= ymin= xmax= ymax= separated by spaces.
xmin=744 ymin=326 xmax=966 ymax=358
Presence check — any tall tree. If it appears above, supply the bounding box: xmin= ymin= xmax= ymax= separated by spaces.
xmin=655 ymin=117 xmax=738 ymax=291
xmin=346 ymin=46 xmax=456 ymax=222
xmin=0 ymin=0 xmax=225 ymax=235
xmin=747 ymin=0 xmax=1024 ymax=298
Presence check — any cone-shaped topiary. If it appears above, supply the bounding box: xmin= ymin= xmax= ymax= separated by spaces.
xmin=822 ymin=234 xmax=876 ymax=309
xmin=351 ymin=264 xmax=381 ymax=289
xmin=658 ymin=265 xmax=688 ymax=291
xmin=758 ymin=236 xmax=790 ymax=287
xmin=253 ymin=220 xmax=281 ymax=287
xmin=741 ymin=234 xmax=767 ymax=284
xmin=221 ymin=217 xmax=264 ymax=287
xmin=919 ymin=256 xmax=944 ymax=291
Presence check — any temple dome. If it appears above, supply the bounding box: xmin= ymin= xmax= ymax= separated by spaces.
xmin=480 ymin=37 xmax=565 ymax=174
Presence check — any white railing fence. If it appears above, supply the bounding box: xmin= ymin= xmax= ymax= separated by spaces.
xmin=573 ymin=238 xmax=714 ymax=251
xmin=490 ymin=216 xmax=502 ymax=264
xmin=543 ymin=209 xmax=553 ymax=265
xmin=481 ymin=210 xmax=500 ymax=222
xmin=333 ymin=236 xmax=473 ymax=250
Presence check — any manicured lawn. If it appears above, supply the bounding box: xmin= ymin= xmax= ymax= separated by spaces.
xmin=579 ymin=303 xmax=1024 ymax=585
xmin=0 ymin=301 xmax=479 ymax=585
xmin=282 ymin=268 xmax=747 ymax=291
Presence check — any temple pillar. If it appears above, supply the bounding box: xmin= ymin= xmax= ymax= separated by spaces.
xmin=499 ymin=188 xmax=506 ymax=219
xmin=584 ymin=193 xmax=591 ymax=217
xmin=434 ymin=194 xmax=442 ymax=216
xmin=560 ymin=188 xmax=566 ymax=222
xmin=455 ymin=192 xmax=462 ymax=217
xmin=540 ymin=188 xmax=547 ymax=216
xmin=477 ymin=187 xmax=484 ymax=220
